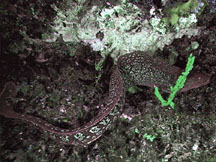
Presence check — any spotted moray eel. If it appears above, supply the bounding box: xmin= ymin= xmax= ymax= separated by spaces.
xmin=0 ymin=51 xmax=211 ymax=146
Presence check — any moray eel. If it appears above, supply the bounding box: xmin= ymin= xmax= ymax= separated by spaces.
xmin=0 ymin=51 xmax=211 ymax=146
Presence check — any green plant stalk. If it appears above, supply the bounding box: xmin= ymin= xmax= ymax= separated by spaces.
xmin=154 ymin=53 xmax=195 ymax=108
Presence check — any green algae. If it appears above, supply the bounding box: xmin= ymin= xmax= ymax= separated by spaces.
xmin=162 ymin=0 xmax=207 ymax=30
xmin=162 ymin=0 xmax=199 ymax=26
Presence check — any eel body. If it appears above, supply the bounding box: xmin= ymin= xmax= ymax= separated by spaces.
xmin=0 ymin=52 xmax=211 ymax=146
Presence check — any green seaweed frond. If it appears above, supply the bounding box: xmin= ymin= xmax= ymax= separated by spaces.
xmin=143 ymin=133 xmax=156 ymax=142
xmin=154 ymin=53 xmax=195 ymax=108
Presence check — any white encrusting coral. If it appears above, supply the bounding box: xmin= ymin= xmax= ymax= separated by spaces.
xmin=45 ymin=1 xmax=202 ymax=61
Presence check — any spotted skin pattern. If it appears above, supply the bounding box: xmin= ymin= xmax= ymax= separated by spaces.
xmin=0 ymin=52 xmax=211 ymax=146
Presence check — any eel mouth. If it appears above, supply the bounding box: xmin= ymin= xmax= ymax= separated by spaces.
xmin=180 ymin=73 xmax=212 ymax=92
